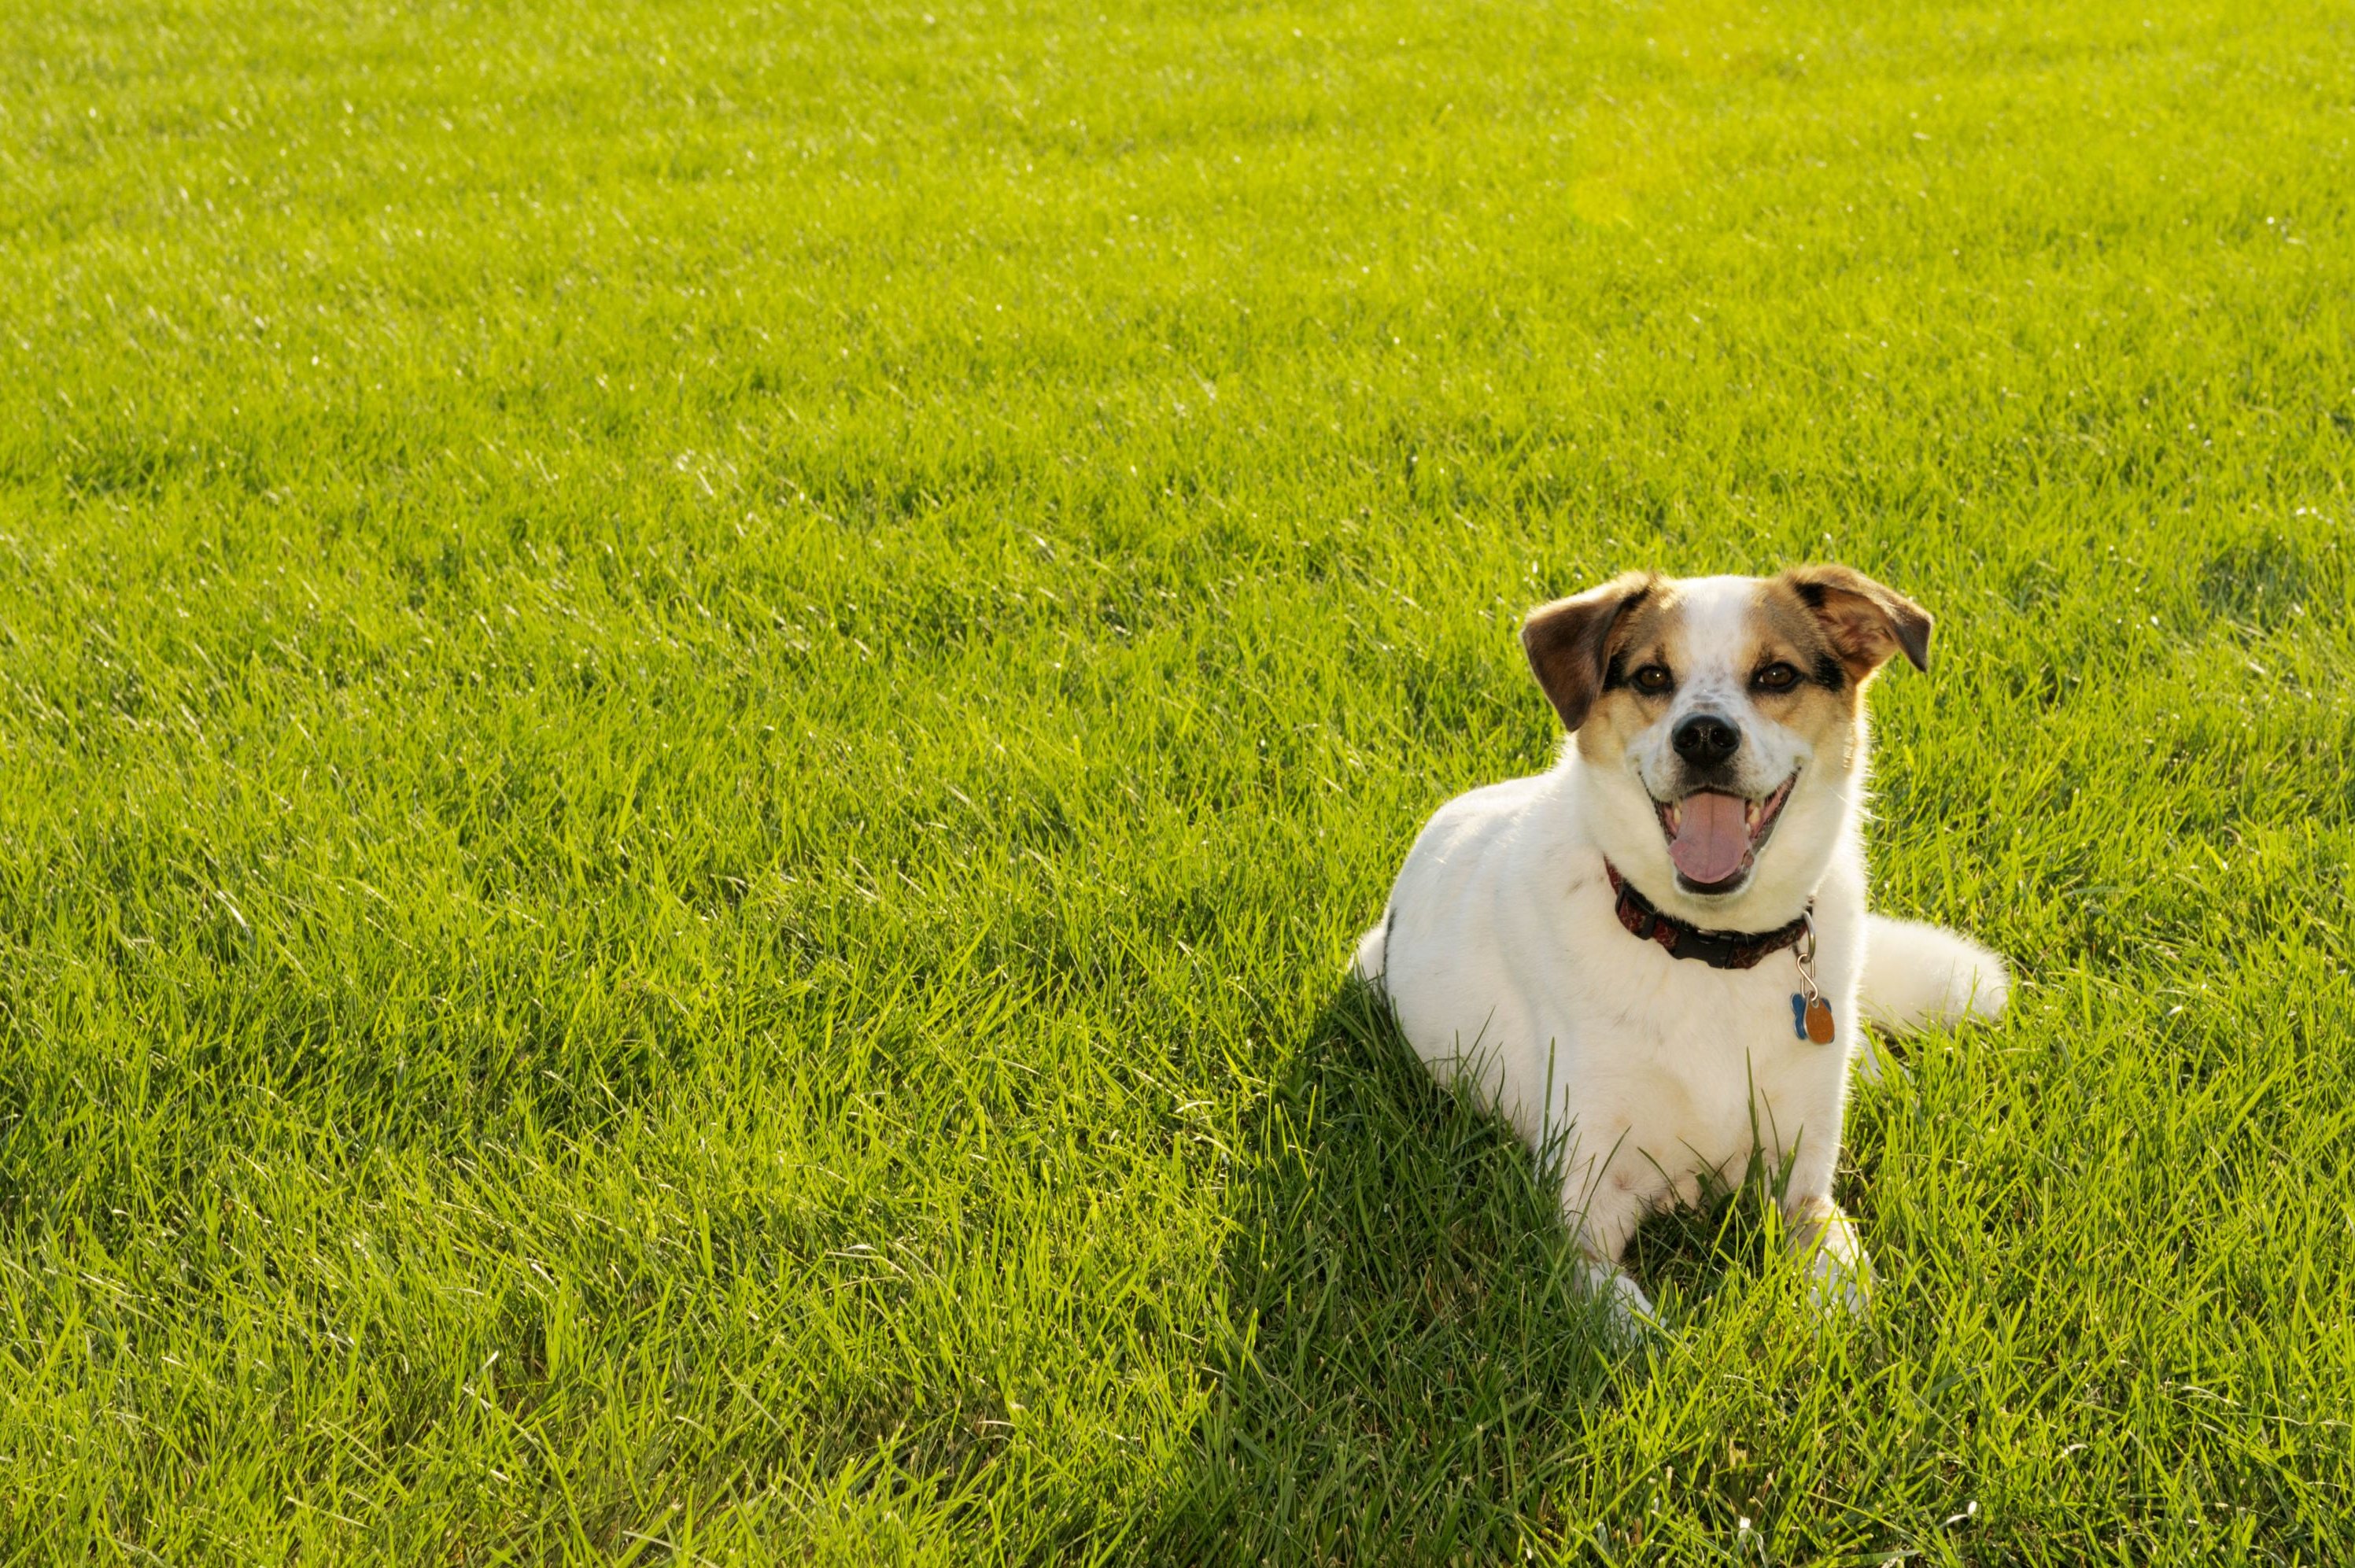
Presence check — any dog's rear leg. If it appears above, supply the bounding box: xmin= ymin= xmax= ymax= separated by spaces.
xmin=1349 ymin=909 xmax=1391 ymax=986
xmin=1859 ymin=915 xmax=2009 ymax=1036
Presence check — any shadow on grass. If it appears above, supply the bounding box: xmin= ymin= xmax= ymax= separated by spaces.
xmin=1150 ymin=978 xmax=1800 ymax=1563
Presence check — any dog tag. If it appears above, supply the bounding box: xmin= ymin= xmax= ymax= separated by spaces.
xmin=1790 ymin=914 xmax=1835 ymax=1044
xmin=1804 ymin=996 xmax=1836 ymax=1045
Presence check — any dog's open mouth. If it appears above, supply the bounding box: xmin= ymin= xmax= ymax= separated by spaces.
xmin=1654 ymin=773 xmax=1798 ymax=893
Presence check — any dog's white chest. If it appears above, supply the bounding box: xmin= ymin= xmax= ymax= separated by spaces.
xmin=1581 ymin=956 xmax=1844 ymax=1188
xmin=1373 ymin=771 xmax=1859 ymax=1208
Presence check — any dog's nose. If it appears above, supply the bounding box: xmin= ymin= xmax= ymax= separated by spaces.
xmin=1671 ymin=714 xmax=1740 ymax=768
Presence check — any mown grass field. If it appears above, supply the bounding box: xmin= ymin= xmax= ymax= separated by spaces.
xmin=5 ymin=0 xmax=2354 ymax=1560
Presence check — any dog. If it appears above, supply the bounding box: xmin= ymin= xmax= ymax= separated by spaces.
xmin=1353 ymin=566 xmax=2006 ymax=1327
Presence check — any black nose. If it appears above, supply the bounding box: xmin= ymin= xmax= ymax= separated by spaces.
xmin=1672 ymin=714 xmax=1740 ymax=768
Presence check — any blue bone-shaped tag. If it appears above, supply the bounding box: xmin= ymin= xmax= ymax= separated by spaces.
xmin=1790 ymin=993 xmax=1810 ymax=1040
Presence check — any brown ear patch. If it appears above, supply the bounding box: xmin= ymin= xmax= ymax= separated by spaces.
xmin=1521 ymin=571 xmax=1659 ymax=730
xmin=1780 ymin=565 xmax=1932 ymax=681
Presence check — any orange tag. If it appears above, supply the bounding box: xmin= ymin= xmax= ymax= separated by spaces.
xmin=1804 ymin=997 xmax=1836 ymax=1044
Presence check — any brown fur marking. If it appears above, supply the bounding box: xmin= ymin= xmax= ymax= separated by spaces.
xmin=1778 ymin=564 xmax=1932 ymax=680
xmin=1569 ymin=584 xmax=1689 ymax=766
xmin=1521 ymin=571 xmax=1659 ymax=732
xmin=1751 ymin=578 xmax=1870 ymax=763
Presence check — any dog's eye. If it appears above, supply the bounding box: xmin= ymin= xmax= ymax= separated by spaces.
xmin=1633 ymin=663 xmax=1673 ymax=693
xmin=1751 ymin=662 xmax=1801 ymax=692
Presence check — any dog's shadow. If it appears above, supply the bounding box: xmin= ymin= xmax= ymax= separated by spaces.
xmin=1152 ymin=979 xmax=1796 ymax=1562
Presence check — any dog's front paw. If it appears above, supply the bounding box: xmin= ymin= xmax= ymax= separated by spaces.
xmin=1786 ymin=1199 xmax=1873 ymax=1320
xmin=1578 ymin=1259 xmax=1662 ymax=1345
xmin=1804 ymin=1244 xmax=1872 ymax=1320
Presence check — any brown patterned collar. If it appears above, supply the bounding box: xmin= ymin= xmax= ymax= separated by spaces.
xmin=1602 ymin=861 xmax=1812 ymax=972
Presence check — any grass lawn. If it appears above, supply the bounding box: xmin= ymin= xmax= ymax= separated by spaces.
xmin=5 ymin=0 xmax=2354 ymax=1559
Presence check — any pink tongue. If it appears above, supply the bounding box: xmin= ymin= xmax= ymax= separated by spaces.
xmin=1669 ymin=791 xmax=1751 ymax=885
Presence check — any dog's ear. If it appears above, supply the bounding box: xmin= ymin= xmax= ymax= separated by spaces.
xmin=1521 ymin=571 xmax=1656 ymax=731
xmin=1781 ymin=564 xmax=1932 ymax=680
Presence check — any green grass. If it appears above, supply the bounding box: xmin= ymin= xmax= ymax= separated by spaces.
xmin=4 ymin=0 xmax=2354 ymax=1559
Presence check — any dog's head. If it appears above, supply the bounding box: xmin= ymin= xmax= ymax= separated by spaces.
xmin=1522 ymin=566 xmax=1931 ymax=920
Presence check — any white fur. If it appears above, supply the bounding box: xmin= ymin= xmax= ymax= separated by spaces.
xmin=1859 ymin=915 xmax=2009 ymax=1034
xmin=1353 ymin=576 xmax=2006 ymax=1331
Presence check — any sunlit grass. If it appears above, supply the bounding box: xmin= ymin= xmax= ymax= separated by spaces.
xmin=2 ymin=0 xmax=2352 ymax=1560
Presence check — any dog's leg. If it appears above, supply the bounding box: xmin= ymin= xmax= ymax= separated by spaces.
xmin=1782 ymin=1193 xmax=1871 ymax=1318
xmin=1849 ymin=1028 xmax=1908 ymax=1087
xmin=1562 ymin=1179 xmax=1657 ymax=1337
xmin=1349 ymin=909 xmax=1390 ymax=986
xmin=1574 ymin=1252 xmax=1658 ymax=1337
xmin=1859 ymin=914 xmax=2009 ymax=1035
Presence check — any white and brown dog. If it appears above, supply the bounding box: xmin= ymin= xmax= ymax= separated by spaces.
xmin=1353 ymin=566 xmax=2006 ymax=1326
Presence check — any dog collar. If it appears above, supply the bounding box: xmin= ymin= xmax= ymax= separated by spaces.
xmin=1601 ymin=861 xmax=1812 ymax=972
